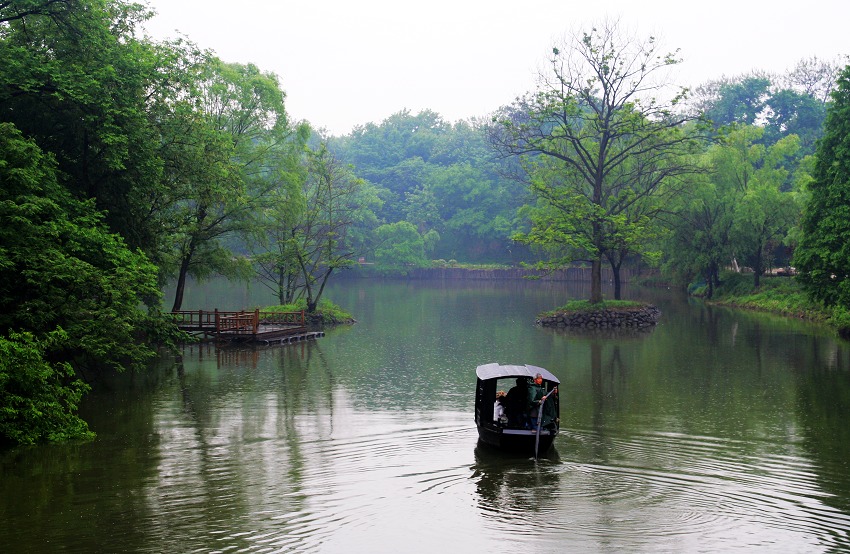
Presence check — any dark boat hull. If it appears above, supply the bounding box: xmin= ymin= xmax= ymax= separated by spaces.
xmin=476 ymin=424 xmax=557 ymax=454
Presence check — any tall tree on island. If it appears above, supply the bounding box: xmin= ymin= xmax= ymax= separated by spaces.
xmin=794 ymin=65 xmax=850 ymax=324
xmin=490 ymin=20 xmax=703 ymax=303
xmin=256 ymin=139 xmax=380 ymax=312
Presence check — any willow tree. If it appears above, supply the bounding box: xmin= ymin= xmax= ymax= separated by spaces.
xmin=490 ymin=20 xmax=702 ymax=302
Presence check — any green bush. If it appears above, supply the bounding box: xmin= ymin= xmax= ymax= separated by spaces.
xmin=0 ymin=331 xmax=94 ymax=445
xmin=262 ymin=298 xmax=353 ymax=325
xmin=830 ymin=305 xmax=850 ymax=339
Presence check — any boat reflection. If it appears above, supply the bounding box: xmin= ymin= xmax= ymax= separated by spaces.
xmin=471 ymin=443 xmax=562 ymax=519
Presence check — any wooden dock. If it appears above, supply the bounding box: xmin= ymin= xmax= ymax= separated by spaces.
xmin=171 ymin=309 xmax=323 ymax=344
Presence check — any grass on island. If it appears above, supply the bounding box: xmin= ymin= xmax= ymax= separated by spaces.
xmin=539 ymin=299 xmax=647 ymax=318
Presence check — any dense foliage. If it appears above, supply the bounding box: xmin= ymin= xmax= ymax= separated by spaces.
xmin=330 ymin=110 xmax=530 ymax=265
xmin=794 ymin=66 xmax=850 ymax=309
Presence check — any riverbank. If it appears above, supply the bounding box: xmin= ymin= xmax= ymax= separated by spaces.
xmin=698 ymin=273 xmax=850 ymax=339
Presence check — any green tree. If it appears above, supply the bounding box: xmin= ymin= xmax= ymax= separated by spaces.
xmin=0 ymin=0 xmax=172 ymax=252
xmin=763 ymin=88 xmax=826 ymax=151
xmin=0 ymin=122 xmax=159 ymax=444
xmin=689 ymin=61 xmax=838 ymax=155
xmin=252 ymin=126 xmax=311 ymax=304
xmin=490 ymin=20 xmax=701 ymax=303
xmin=373 ymin=221 xmax=428 ymax=272
xmin=164 ymin=59 xmax=292 ymax=311
xmin=0 ymin=331 xmax=93 ymax=445
xmin=333 ymin=114 xmax=527 ymax=264
xmin=662 ymin=160 xmax=736 ymax=298
xmin=722 ymin=128 xmax=804 ymax=286
xmin=288 ymin=141 xmax=380 ymax=312
xmin=702 ymin=75 xmax=772 ymax=129
xmin=663 ymin=126 xmax=805 ymax=294
xmin=794 ymin=65 xmax=850 ymax=309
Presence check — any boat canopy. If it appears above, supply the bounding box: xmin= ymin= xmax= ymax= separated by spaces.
xmin=475 ymin=363 xmax=560 ymax=383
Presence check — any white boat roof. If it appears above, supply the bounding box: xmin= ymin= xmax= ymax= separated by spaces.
xmin=475 ymin=363 xmax=560 ymax=383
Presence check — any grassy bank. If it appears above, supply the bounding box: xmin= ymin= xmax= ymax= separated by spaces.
xmin=704 ymin=272 xmax=850 ymax=338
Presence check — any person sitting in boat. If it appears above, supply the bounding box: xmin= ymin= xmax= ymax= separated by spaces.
xmin=493 ymin=391 xmax=508 ymax=425
xmin=504 ymin=378 xmax=529 ymax=428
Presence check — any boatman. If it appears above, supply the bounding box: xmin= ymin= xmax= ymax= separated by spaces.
xmin=527 ymin=373 xmax=546 ymax=426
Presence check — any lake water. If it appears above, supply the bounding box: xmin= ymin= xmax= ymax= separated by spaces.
xmin=2 ymin=278 xmax=850 ymax=553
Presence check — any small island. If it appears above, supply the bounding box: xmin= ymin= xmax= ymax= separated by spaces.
xmin=536 ymin=300 xmax=661 ymax=329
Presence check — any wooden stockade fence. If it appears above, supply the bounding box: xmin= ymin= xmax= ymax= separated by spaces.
xmin=404 ymin=266 xmax=651 ymax=282
xmin=171 ymin=309 xmax=321 ymax=344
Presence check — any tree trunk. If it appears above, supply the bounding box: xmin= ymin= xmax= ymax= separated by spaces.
xmin=612 ymin=268 xmax=621 ymax=300
xmin=590 ymin=258 xmax=603 ymax=304
xmin=605 ymin=251 xmax=624 ymax=300
xmin=171 ymin=255 xmax=191 ymax=312
xmin=706 ymin=271 xmax=714 ymax=299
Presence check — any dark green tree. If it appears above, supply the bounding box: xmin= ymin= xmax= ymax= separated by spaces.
xmin=702 ymin=75 xmax=772 ymax=128
xmin=164 ymin=59 xmax=293 ymax=311
xmin=0 ymin=0 xmax=172 ymax=252
xmin=794 ymin=66 xmax=850 ymax=311
xmin=0 ymin=122 xmax=159 ymax=444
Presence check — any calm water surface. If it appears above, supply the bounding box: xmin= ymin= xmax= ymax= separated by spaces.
xmin=2 ymin=279 xmax=850 ymax=553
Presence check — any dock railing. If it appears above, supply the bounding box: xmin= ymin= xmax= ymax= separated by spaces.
xmin=171 ymin=309 xmax=306 ymax=337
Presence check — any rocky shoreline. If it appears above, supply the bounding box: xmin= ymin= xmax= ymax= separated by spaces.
xmin=536 ymin=305 xmax=661 ymax=328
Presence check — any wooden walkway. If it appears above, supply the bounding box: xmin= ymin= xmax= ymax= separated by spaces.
xmin=171 ymin=309 xmax=323 ymax=344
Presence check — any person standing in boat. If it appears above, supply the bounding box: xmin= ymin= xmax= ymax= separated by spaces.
xmin=528 ymin=373 xmax=550 ymax=428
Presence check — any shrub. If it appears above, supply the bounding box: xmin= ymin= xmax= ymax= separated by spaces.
xmin=0 ymin=331 xmax=94 ymax=445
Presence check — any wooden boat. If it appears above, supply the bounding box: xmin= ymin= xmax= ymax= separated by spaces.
xmin=474 ymin=363 xmax=560 ymax=456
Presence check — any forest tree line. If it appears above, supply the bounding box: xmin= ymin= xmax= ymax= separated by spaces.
xmin=1 ymin=1 xmax=848 ymax=444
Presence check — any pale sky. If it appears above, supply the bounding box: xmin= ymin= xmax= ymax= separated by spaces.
xmin=142 ymin=0 xmax=849 ymax=136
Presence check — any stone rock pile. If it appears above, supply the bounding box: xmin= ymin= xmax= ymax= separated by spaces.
xmin=537 ymin=305 xmax=661 ymax=328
